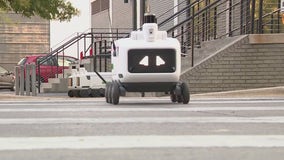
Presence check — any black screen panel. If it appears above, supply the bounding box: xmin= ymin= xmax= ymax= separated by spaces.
xmin=128 ymin=49 xmax=176 ymax=73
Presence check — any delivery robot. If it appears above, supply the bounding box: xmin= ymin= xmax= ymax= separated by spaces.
xmin=105 ymin=14 xmax=190 ymax=105
xmin=67 ymin=64 xmax=112 ymax=97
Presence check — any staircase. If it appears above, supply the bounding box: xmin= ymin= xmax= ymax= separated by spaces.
xmin=181 ymin=34 xmax=284 ymax=94
xmin=40 ymin=68 xmax=71 ymax=93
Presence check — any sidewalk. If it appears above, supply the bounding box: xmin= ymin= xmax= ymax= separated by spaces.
xmin=0 ymin=86 xmax=284 ymax=101
xmin=191 ymin=86 xmax=284 ymax=99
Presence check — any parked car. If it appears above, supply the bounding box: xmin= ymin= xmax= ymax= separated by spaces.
xmin=17 ymin=54 xmax=77 ymax=83
xmin=0 ymin=65 xmax=15 ymax=91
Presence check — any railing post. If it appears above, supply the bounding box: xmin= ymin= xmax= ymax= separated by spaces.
xmin=258 ymin=0 xmax=263 ymax=33
xmin=251 ymin=0 xmax=256 ymax=34
xmin=94 ymin=41 xmax=97 ymax=71
xmin=181 ymin=25 xmax=184 ymax=51
xmin=202 ymin=13 xmax=205 ymax=41
xmin=278 ymin=0 xmax=281 ymax=33
xmin=84 ymin=35 xmax=86 ymax=56
xmin=56 ymin=53 xmax=59 ymax=78
xmin=271 ymin=14 xmax=274 ymax=33
xmin=99 ymin=40 xmax=102 ymax=72
xmin=104 ymin=40 xmax=107 ymax=72
xmin=77 ymin=32 xmax=80 ymax=59
xmin=228 ymin=0 xmax=232 ymax=36
xmin=246 ymin=0 xmax=251 ymax=34
xmin=197 ymin=2 xmax=201 ymax=42
xmin=207 ymin=0 xmax=211 ymax=40
xmin=240 ymin=0 xmax=244 ymax=35
xmin=191 ymin=7 xmax=195 ymax=67
xmin=37 ymin=62 xmax=41 ymax=93
xmin=62 ymin=49 xmax=65 ymax=78
xmin=214 ymin=7 xmax=217 ymax=39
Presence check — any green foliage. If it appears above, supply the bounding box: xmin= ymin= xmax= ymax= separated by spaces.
xmin=0 ymin=0 xmax=80 ymax=21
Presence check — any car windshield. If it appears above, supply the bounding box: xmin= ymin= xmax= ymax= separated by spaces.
xmin=0 ymin=65 xmax=8 ymax=74
xmin=17 ymin=58 xmax=27 ymax=65
xmin=57 ymin=56 xmax=77 ymax=66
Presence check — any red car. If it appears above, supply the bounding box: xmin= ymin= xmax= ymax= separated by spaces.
xmin=17 ymin=54 xmax=77 ymax=82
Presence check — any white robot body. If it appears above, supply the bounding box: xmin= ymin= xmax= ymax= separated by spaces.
xmin=105 ymin=14 xmax=190 ymax=104
xmin=67 ymin=65 xmax=112 ymax=97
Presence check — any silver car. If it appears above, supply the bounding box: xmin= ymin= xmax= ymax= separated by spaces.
xmin=0 ymin=65 xmax=15 ymax=91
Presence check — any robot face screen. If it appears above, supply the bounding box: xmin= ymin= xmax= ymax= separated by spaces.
xmin=128 ymin=49 xmax=176 ymax=73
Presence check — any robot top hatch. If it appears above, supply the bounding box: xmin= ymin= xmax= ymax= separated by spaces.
xmin=111 ymin=14 xmax=181 ymax=83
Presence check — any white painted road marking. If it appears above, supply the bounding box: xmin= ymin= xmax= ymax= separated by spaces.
xmin=0 ymin=117 xmax=284 ymax=124
xmin=0 ymin=135 xmax=284 ymax=150
xmin=1 ymin=99 xmax=284 ymax=105
xmin=0 ymin=106 xmax=284 ymax=113
xmin=0 ymin=106 xmax=284 ymax=112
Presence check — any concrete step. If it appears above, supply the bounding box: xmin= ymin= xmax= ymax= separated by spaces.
xmin=41 ymin=78 xmax=68 ymax=93
xmin=40 ymin=83 xmax=52 ymax=89
xmin=48 ymin=78 xmax=61 ymax=84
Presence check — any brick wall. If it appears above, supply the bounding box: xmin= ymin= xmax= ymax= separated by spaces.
xmin=181 ymin=35 xmax=284 ymax=94
xmin=0 ymin=13 xmax=50 ymax=71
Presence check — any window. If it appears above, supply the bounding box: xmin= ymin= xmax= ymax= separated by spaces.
xmin=91 ymin=0 xmax=109 ymax=15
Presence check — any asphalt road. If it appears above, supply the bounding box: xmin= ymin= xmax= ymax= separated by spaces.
xmin=0 ymin=91 xmax=284 ymax=160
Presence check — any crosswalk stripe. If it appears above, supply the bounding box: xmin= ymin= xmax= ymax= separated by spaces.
xmin=0 ymin=117 xmax=283 ymax=124
xmin=0 ymin=106 xmax=283 ymax=112
xmin=1 ymin=99 xmax=284 ymax=105
xmin=0 ymin=135 xmax=283 ymax=150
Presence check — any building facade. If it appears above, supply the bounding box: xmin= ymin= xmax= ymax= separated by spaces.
xmin=0 ymin=13 xmax=50 ymax=71
xmin=90 ymin=0 xmax=180 ymax=30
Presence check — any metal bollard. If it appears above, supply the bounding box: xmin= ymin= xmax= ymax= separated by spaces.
xmin=15 ymin=66 xmax=20 ymax=95
xmin=20 ymin=65 xmax=25 ymax=96
xmin=31 ymin=64 xmax=37 ymax=96
xmin=25 ymin=64 xmax=31 ymax=96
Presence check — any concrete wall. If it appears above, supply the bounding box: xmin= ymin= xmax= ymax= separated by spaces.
xmin=112 ymin=0 xmax=133 ymax=29
xmin=148 ymin=0 xmax=174 ymax=31
xmin=0 ymin=13 xmax=50 ymax=71
xmin=181 ymin=34 xmax=284 ymax=94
